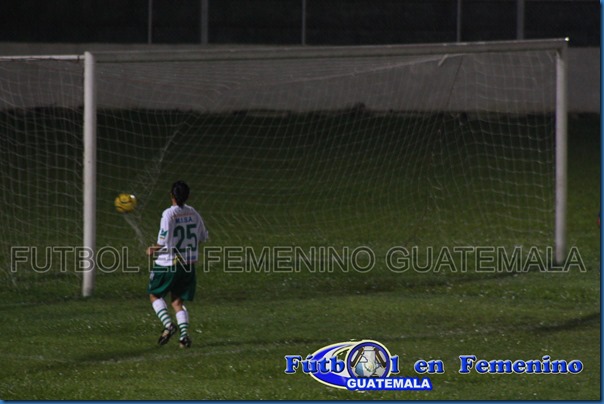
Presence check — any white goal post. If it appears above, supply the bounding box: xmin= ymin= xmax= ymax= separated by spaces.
xmin=83 ymin=52 xmax=97 ymax=297
xmin=0 ymin=39 xmax=568 ymax=297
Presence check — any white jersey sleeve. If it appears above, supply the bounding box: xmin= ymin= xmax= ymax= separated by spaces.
xmin=156 ymin=211 xmax=172 ymax=246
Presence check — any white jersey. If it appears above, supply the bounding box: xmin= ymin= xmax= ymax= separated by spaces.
xmin=155 ymin=204 xmax=208 ymax=267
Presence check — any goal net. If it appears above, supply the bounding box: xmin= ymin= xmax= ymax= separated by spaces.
xmin=0 ymin=40 xmax=567 ymax=294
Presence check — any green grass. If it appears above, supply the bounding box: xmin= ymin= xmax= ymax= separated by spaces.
xmin=0 ymin=270 xmax=599 ymax=400
xmin=0 ymin=113 xmax=600 ymax=400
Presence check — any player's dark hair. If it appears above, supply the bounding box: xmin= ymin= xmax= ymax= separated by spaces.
xmin=171 ymin=181 xmax=190 ymax=207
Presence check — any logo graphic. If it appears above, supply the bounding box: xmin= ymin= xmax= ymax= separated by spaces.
xmin=285 ymin=340 xmax=432 ymax=391
xmin=348 ymin=341 xmax=389 ymax=378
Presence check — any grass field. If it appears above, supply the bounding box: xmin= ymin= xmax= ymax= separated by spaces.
xmin=0 ymin=113 xmax=600 ymax=400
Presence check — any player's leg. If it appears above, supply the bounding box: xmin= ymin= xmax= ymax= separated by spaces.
xmin=171 ymin=296 xmax=191 ymax=348
xmin=150 ymin=294 xmax=173 ymax=329
xmin=148 ymin=267 xmax=177 ymax=345
xmin=171 ymin=263 xmax=196 ymax=348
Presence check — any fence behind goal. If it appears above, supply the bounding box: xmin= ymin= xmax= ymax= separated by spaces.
xmin=0 ymin=40 xmax=567 ymax=295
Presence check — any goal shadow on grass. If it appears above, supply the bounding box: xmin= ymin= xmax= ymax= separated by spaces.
xmin=531 ymin=312 xmax=600 ymax=334
xmin=70 ymin=346 xmax=161 ymax=366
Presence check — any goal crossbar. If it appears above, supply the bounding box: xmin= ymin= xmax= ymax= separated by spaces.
xmin=86 ymin=38 xmax=569 ymax=63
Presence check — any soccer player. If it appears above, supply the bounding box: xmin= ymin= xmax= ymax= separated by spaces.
xmin=146 ymin=181 xmax=208 ymax=348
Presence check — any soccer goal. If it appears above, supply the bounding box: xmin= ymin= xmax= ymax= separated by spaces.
xmin=0 ymin=39 xmax=568 ymax=296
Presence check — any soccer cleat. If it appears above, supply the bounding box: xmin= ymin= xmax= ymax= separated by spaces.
xmin=179 ymin=336 xmax=192 ymax=349
xmin=157 ymin=324 xmax=177 ymax=346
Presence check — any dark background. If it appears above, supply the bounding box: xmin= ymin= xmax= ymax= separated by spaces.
xmin=0 ymin=0 xmax=599 ymax=46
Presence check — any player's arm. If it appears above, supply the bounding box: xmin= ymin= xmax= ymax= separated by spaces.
xmin=146 ymin=243 xmax=163 ymax=256
xmin=197 ymin=212 xmax=209 ymax=244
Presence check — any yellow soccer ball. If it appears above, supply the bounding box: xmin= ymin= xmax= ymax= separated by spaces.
xmin=114 ymin=193 xmax=137 ymax=213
